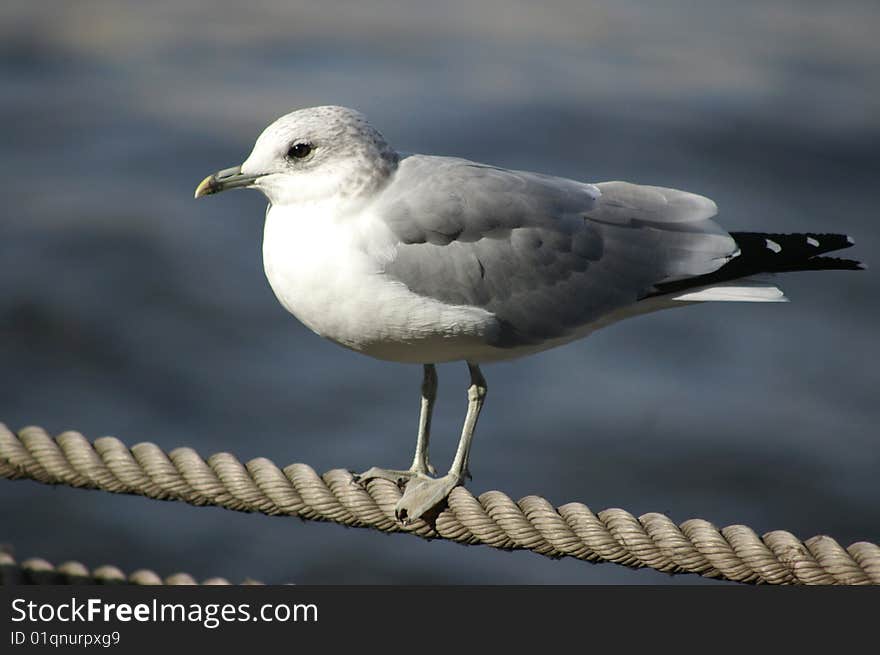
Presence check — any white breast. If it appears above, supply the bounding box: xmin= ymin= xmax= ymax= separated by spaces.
xmin=261 ymin=202 xmax=498 ymax=363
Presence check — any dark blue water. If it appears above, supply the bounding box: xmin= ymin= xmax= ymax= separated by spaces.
xmin=2 ymin=1 xmax=878 ymax=584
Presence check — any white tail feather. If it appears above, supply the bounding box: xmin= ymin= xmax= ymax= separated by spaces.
xmin=673 ymin=285 xmax=788 ymax=302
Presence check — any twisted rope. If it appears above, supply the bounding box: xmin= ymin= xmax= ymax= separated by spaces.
xmin=2 ymin=423 xmax=877 ymax=585
xmin=0 ymin=551 xmax=262 ymax=586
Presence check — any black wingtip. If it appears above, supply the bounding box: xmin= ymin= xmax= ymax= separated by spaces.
xmin=800 ymin=256 xmax=865 ymax=272
xmin=647 ymin=232 xmax=863 ymax=298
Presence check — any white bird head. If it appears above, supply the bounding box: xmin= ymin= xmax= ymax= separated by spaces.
xmin=195 ymin=105 xmax=399 ymax=206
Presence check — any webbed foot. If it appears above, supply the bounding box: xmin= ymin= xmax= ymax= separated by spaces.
xmin=394 ymin=473 xmax=462 ymax=524
xmin=353 ymin=466 xmax=427 ymax=489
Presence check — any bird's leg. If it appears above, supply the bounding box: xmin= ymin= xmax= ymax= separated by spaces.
xmin=395 ymin=362 xmax=487 ymax=524
xmin=448 ymin=362 xmax=486 ymax=482
xmin=355 ymin=364 xmax=438 ymax=487
xmin=411 ymin=363 xmax=438 ymax=475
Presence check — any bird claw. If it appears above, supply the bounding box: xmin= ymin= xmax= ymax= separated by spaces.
xmin=394 ymin=473 xmax=462 ymax=524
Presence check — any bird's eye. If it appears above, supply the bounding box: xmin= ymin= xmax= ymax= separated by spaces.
xmin=287 ymin=142 xmax=313 ymax=159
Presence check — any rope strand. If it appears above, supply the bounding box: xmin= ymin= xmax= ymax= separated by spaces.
xmin=0 ymin=551 xmax=261 ymax=585
xmin=2 ymin=423 xmax=877 ymax=585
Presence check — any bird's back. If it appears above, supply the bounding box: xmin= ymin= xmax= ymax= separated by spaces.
xmin=378 ymin=156 xmax=739 ymax=352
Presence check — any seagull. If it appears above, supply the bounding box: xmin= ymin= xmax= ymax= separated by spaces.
xmin=195 ymin=105 xmax=863 ymax=523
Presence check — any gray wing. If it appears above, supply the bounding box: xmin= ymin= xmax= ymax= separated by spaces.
xmin=379 ymin=155 xmax=737 ymax=347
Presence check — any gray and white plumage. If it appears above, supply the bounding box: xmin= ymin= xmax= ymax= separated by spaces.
xmin=380 ymin=159 xmax=736 ymax=350
xmin=195 ymin=105 xmax=862 ymax=522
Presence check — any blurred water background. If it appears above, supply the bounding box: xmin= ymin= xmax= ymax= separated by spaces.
xmin=1 ymin=1 xmax=878 ymax=584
